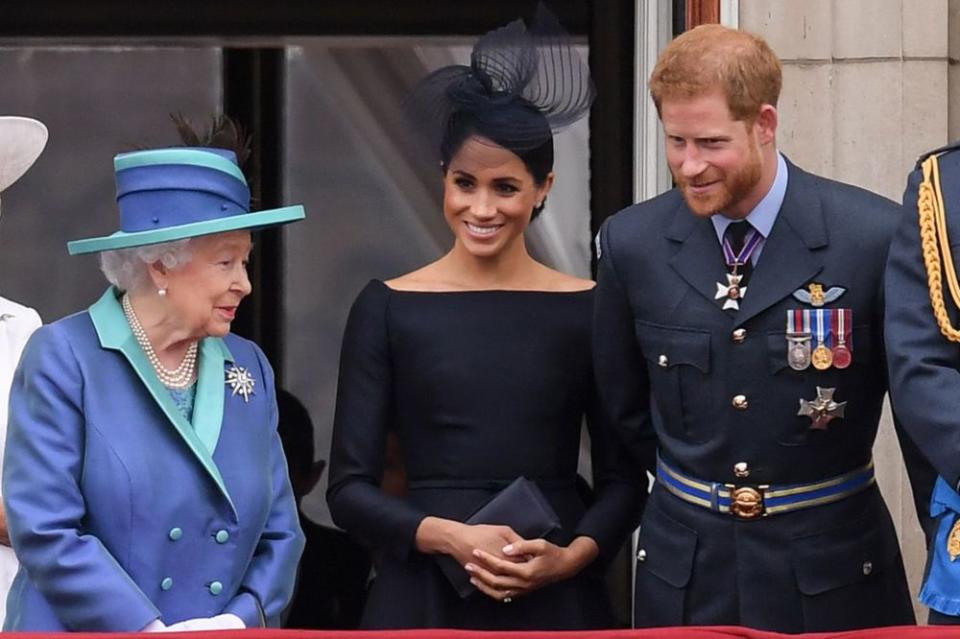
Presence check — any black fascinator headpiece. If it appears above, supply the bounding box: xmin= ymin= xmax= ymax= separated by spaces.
xmin=405 ymin=3 xmax=594 ymax=180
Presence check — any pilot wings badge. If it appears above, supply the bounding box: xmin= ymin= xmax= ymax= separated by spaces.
xmin=792 ymin=282 xmax=846 ymax=307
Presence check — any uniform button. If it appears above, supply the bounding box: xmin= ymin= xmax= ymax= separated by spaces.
xmin=658 ymin=354 xmax=669 ymax=368
xmin=862 ymin=561 xmax=873 ymax=576
xmin=637 ymin=548 xmax=647 ymax=562
xmin=215 ymin=530 xmax=230 ymax=544
xmin=161 ymin=577 xmax=173 ymax=591
xmin=732 ymin=328 xmax=746 ymax=343
xmin=732 ymin=395 xmax=749 ymax=410
xmin=734 ymin=462 xmax=750 ymax=478
xmin=168 ymin=527 xmax=183 ymax=541
xmin=209 ymin=581 xmax=223 ymax=595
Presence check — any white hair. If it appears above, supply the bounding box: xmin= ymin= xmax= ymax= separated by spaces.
xmin=99 ymin=238 xmax=193 ymax=293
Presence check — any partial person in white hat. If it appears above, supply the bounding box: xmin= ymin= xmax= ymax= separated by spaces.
xmin=0 ymin=116 xmax=46 ymax=628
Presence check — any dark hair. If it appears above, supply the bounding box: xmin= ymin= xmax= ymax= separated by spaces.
xmin=440 ymin=102 xmax=553 ymax=219
xmin=406 ymin=4 xmax=593 ymax=222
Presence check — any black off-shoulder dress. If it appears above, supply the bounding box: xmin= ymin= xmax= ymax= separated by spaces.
xmin=327 ymin=280 xmax=643 ymax=630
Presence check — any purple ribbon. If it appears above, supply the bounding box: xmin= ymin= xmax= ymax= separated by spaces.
xmin=722 ymin=227 xmax=763 ymax=268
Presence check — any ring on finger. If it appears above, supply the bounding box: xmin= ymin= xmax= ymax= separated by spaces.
xmin=503 ymin=591 xmax=513 ymax=604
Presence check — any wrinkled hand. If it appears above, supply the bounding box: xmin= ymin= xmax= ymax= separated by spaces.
xmin=466 ymin=536 xmax=599 ymax=602
xmin=163 ymin=613 xmax=245 ymax=632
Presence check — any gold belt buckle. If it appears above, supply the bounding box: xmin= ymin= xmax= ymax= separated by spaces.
xmin=726 ymin=484 xmax=768 ymax=519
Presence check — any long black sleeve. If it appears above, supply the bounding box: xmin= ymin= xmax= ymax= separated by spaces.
xmin=327 ymin=282 xmax=427 ymax=561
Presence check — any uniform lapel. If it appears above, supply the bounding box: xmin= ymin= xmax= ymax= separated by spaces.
xmin=734 ymin=161 xmax=827 ymax=326
xmin=667 ymin=200 xmax=731 ymax=316
xmin=88 ymin=288 xmax=236 ymax=515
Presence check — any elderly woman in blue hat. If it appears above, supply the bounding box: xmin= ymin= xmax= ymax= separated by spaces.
xmin=2 ymin=132 xmax=306 ymax=632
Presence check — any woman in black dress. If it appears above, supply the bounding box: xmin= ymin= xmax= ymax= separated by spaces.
xmin=327 ymin=7 xmax=644 ymax=630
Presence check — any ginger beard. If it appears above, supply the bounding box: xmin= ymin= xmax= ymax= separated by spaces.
xmin=674 ymin=134 xmax=763 ymax=217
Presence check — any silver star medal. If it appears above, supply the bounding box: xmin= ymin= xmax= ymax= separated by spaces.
xmin=225 ymin=365 xmax=256 ymax=403
xmin=715 ymin=272 xmax=747 ymax=310
xmin=798 ymin=386 xmax=846 ymax=430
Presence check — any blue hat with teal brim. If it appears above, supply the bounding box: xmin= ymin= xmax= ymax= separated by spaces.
xmin=67 ymin=147 xmax=305 ymax=255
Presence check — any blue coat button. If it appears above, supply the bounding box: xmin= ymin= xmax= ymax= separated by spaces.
xmin=209 ymin=581 xmax=223 ymax=595
xmin=215 ymin=530 xmax=229 ymax=544
xmin=168 ymin=527 xmax=183 ymax=541
xmin=161 ymin=577 xmax=173 ymax=591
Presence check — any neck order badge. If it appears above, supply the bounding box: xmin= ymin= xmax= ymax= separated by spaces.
xmin=715 ymin=223 xmax=762 ymax=311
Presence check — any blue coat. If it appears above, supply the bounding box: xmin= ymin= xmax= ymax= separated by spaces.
xmin=2 ymin=288 xmax=304 ymax=631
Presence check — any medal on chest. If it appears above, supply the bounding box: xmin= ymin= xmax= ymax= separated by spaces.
xmin=786 ymin=308 xmax=855 ymax=372
xmin=811 ymin=308 xmax=833 ymax=370
xmin=715 ymin=226 xmax=762 ymax=311
xmin=831 ymin=308 xmax=853 ymax=369
xmin=798 ymin=386 xmax=847 ymax=430
xmin=786 ymin=309 xmax=812 ymax=371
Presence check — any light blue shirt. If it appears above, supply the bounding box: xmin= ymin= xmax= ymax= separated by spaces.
xmin=710 ymin=152 xmax=789 ymax=266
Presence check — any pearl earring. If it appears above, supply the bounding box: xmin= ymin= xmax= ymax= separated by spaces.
xmin=158 ymin=288 xmax=167 ymax=297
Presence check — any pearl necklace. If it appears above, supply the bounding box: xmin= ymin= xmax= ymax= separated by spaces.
xmin=122 ymin=294 xmax=198 ymax=389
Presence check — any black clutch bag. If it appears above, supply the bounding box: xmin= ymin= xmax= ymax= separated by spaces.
xmin=436 ymin=476 xmax=562 ymax=598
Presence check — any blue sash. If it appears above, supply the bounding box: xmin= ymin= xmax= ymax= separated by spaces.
xmin=921 ymin=476 xmax=960 ymax=615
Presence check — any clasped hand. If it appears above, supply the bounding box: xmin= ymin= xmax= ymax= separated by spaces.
xmin=415 ymin=517 xmax=598 ymax=603
xmin=463 ymin=531 xmax=597 ymax=603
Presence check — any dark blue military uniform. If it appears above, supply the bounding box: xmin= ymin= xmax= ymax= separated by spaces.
xmin=594 ymin=157 xmax=933 ymax=632
xmin=886 ymin=140 xmax=960 ymax=623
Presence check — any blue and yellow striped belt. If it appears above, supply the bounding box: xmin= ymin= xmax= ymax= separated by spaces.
xmin=656 ymin=456 xmax=875 ymax=519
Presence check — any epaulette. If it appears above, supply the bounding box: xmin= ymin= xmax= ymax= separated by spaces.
xmin=917 ymin=149 xmax=960 ymax=342
xmin=916 ymin=140 xmax=960 ymax=167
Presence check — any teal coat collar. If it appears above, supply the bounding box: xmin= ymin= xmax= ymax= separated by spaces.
xmin=88 ymin=288 xmax=236 ymax=514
